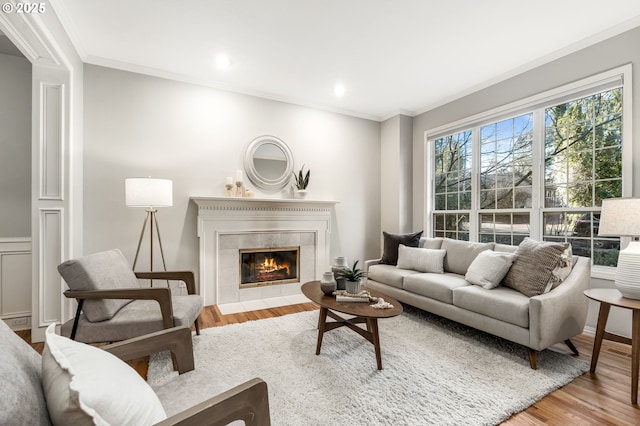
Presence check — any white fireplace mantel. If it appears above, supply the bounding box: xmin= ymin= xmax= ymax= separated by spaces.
xmin=191 ymin=196 xmax=338 ymax=305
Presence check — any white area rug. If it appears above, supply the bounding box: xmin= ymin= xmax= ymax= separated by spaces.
xmin=148 ymin=306 xmax=588 ymax=425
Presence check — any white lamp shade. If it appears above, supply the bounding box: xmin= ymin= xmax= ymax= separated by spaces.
xmin=125 ymin=178 xmax=173 ymax=207
xmin=598 ymin=197 xmax=640 ymax=237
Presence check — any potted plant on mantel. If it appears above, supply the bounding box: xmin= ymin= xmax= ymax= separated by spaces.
xmin=292 ymin=165 xmax=310 ymax=199
xmin=336 ymin=260 xmax=367 ymax=294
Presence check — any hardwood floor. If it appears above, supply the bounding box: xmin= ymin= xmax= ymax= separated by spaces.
xmin=17 ymin=303 xmax=640 ymax=424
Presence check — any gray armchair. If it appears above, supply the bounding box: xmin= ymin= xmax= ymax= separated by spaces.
xmin=58 ymin=249 xmax=203 ymax=343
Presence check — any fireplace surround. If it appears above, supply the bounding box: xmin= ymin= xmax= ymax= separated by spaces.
xmin=191 ymin=197 xmax=337 ymax=306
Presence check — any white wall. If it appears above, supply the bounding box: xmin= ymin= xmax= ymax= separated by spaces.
xmin=83 ymin=65 xmax=381 ymax=282
xmin=412 ymin=25 xmax=640 ymax=337
xmin=0 ymin=53 xmax=31 ymax=237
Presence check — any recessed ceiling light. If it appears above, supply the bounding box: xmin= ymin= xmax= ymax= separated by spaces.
xmin=216 ymin=54 xmax=231 ymax=70
xmin=334 ymin=84 xmax=345 ymax=97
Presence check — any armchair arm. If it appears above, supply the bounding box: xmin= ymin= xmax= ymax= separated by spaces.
xmin=136 ymin=271 xmax=197 ymax=295
xmin=64 ymin=287 xmax=174 ymax=330
xmin=155 ymin=378 xmax=270 ymax=426
xmin=102 ymin=326 xmax=194 ymax=374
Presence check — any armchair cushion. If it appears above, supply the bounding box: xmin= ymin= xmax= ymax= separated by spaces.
xmin=42 ymin=324 xmax=167 ymax=425
xmin=58 ymin=249 xmax=140 ymax=322
xmin=60 ymin=294 xmax=204 ymax=343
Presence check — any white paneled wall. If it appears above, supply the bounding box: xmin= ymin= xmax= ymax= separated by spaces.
xmin=0 ymin=238 xmax=31 ymax=330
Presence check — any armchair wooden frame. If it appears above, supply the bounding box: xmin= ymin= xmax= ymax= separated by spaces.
xmin=102 ymin=326 xmax=271 ymax=426
xmin=64 ymin=271 xmax=201 ymax=341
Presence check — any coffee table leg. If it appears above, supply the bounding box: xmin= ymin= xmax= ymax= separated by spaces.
xmin=316 ymin=306 xmax=328 ymax=355
xmin=367 ymin=318 xmax=382 ymax=370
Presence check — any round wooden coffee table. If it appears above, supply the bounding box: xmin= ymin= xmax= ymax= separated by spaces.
xmin=301 ymin=280 xmax=403 ymax=370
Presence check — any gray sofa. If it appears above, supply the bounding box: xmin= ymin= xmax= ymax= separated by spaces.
xmin=364 ymin=237 xmax=590 ymax=369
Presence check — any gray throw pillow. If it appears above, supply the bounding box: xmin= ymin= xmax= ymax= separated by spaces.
xmin=465 ymin=250 xmax=516 ymax=289
xmin=396 ymin=245 xmax=446 ymax=273
xmin=379 ymin=231 xmax=423 ymax=265
xmin=502 ymin=238 xmax=569 ymax=297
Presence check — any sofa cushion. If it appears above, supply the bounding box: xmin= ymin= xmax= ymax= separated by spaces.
xmin=367 ymin=264 xmax=420 ymax=289
xmin=453 ymin=286 xmax=530 ymax=328
xmin=379 ymin=231 xmax=423 ymax=265
xmin=465 ymin=250 xmax=516 ymax=289
xmin=0 ymin=319 xmax=51 ymax=425
xmin=419 ymin=237 xmax=443 ymax=249
xmin=42 ymin=323 xmax=166 ymax=425
xmin=440 ymin=238 xmax=494 ymax=275
xmin=396 ymin=245 xmax=446 ymax=273
xmin=57 ymin=249 xmax=140 ymax=322
xmin=502 ymin=238 xmax=569 ymax=297
xmin=403 ymin=273 xmax=469 ymax=304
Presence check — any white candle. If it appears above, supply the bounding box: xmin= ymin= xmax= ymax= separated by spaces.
xmin=236 ymin=170 xmax=243 ymax=183
xmin=225 ymin=177 xmax=233 ymax=185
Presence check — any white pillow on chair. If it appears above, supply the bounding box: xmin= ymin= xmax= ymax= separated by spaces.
xmin=41 ymin=323 xmax=166 ymax=426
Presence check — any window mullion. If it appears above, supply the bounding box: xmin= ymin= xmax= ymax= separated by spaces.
xmin=531 ymin=108 xmax=544 ymax=240
xmin=470 ymin=126 xmax=481 ymax=241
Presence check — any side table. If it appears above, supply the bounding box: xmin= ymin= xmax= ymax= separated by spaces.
xmin=584 ymin=288 xmax=640 ymax=404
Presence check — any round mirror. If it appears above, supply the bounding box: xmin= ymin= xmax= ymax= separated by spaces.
xmin=244 ymin=135 xmax=294 ymax=192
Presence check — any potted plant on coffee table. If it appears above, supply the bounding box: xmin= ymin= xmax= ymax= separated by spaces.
xmin=336 ymin=260 xmax=367 ymax=294
xmin=292 ymin=165 xmax=310 ymax=199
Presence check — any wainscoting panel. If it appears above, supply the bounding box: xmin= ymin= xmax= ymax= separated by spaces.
xmin=0 ymin=238 xmax=32 ymax=329
xmin=40 ymin=84 xmax=63 ymax=200
xmin=39 ymin=208 xmax=63 ymax=326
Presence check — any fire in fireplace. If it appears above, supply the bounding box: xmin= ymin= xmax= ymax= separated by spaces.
xmin=239 ymin=247 xmax=300 ymax=288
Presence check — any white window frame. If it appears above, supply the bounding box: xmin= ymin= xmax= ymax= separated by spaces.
xmin=424 ymin=64 xmax=633 ymax=280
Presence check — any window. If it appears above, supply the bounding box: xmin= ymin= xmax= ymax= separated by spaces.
xmin=542 ymin=89 xmax=622 ymax=266
xmin=427 ymin=68 xmax=629 ymax=270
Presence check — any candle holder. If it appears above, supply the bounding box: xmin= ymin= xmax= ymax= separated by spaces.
xmin=235 ymin=181 xmax=243 ymax=197
xmin=225 ymin=183 xmax=233 ymax=197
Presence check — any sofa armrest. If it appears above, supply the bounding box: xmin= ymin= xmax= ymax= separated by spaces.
xmin=102 ymin=326 xmax=194 ymax=374
xmin=364 ymin=259 xmax=381 ymax=273
xmin=155 ymin=378 xmax=270 ymax=426
xmin=528 ymin=256 xmax=590 ymax=350
xmin=136 ymin=271 xmax=197 ymax=295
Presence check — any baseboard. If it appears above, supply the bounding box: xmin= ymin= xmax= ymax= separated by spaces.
xmin=2 ymin=316 xmax=31 ymax=331
xmin=582 ymin=326 xmax=596 ymax=337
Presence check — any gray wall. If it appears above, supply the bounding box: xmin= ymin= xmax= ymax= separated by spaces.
xmin=0 ymin=53 xmax=31 ymax=237
xmin=412 ymin=25 xmax=640 ymax=337
xmin=83 ymin=64 xmax=381 ymax=278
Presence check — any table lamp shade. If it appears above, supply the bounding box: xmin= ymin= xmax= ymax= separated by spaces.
xmin=598 ymin=197 xmax=640 ymax=237
xmin=125 ymin=178 xmax=173 ymax=208
xmin=598 ymin=197 xmax=640 ymax=300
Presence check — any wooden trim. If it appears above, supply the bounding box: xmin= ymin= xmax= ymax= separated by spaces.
xmin=155 ymin=378 xmax=270 ymax=426
xmin=135 ymin=271 xmax=197 ymax=295
xmin=64 ymin=287 xmax=174 ymax=329
xmin=103 ymin=326 xmax=194 ymax=374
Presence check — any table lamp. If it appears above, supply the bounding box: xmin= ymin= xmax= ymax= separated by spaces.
xmin=125 ymin=177 xmax=173 ymax=272
xmin=598 ymin=197 xmax=640 ymax=299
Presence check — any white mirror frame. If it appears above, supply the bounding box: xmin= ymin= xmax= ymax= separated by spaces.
xmin=244 ymin=135 xmax=294 ymax=192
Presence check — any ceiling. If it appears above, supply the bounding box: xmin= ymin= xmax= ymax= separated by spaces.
xmin=50 ymin=0 xmax=640 ymax=121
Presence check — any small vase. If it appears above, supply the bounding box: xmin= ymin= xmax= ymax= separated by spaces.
xmin=345 ymin=279 xmax=360 ymax=294
xmin=295 ymin=189 xmax=308 ymax=199
xmin=320 ymin=272 xmax=337 ymax=296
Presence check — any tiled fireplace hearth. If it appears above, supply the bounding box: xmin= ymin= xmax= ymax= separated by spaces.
xmin=191 ymin=197 xmax=337 ymax=306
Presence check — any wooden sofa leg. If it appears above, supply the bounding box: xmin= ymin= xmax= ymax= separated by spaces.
xmin=194 ymin=317 xmax=201 ymax=336
xmin=564 ymin=339 xmax=579 ymax=356
xmin=528 ymin=349 xmax=538 ymax=370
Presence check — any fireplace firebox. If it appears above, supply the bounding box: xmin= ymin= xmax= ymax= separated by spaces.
xmin=239 ymin=247 xmax=300 ymax=288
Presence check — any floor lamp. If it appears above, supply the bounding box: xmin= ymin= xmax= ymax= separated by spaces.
xmin=598 ymin=197 xmax=640 ymax=299
xmin=125 ymin=177 xmax=173 ymax=279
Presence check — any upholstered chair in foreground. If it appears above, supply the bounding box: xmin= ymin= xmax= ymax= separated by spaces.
xmin=58 ymin=249 xmax=202 ymax=343
xmin=1 ymin=320 xmax=270 ymax=425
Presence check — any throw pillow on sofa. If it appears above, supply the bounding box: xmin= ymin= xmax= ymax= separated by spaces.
xmin=396 ymin=245 xmax=446 ymax=273
xmin=41 ymin=323 xmax=167 ymax=425
xmin=465 ymin=250 xmax=516 ymax=289
xmin=501 ymin=237 xmax=569 ymax=297
xmin=379 ymin=231 xmax=423 ymax=265
xmin=440 ymin=238 xmax=494 ymax=275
